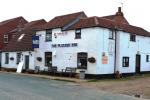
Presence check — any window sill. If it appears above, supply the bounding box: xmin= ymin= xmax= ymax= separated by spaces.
xmin=75 ymin=38 xmax=81 ymax=39
xmin=77 ymin=67 xmax=87 ymax=69
xmin=130 ymin=40 xmax=136 ymax=42
xmin=123 ymin=66 xmax=129 ymax=67
xmin=109 ymin=38 xmax=114 ymax=40
xmin=45 ymin=41 xmax=52 ymax=42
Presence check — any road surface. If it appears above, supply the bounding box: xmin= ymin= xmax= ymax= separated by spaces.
xmin=0 ymin=72 xmax=143 ymax=100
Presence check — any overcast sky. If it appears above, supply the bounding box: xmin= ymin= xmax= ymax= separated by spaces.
xmin=0 ymin=0 xmax=149 ymax=31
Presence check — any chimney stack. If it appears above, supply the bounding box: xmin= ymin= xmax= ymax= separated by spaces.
xmin=116 ymin=7 xmax=123 ymax=16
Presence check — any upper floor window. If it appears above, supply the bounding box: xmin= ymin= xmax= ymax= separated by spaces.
xmin=4 ymin=35 xmax=8 ymax=43
xmin=130 ymin=34 xmax=136 ymax=42
xmin=146 ymin=55 xmax=149 ymax=62
xmin=5 ymin=53 xmax=9 ymax=64
xmin=109 ymin=30 xmax=114 ymax=39
xmin=46 ymin=29 xmax=52 ymax=42
xmin=75 ymin=29 xmax=81 ymax=39
xmin=122 ymin=57 xmax=129 ymax=67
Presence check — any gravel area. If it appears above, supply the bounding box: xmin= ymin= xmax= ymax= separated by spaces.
xmin=79 ymin=74 xmax=150 ymax=99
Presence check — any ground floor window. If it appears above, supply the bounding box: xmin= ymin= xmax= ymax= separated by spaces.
xmin=122 ymin=57 xmax=129 ymax=67
xmin=146 ymin=55 xmax=149 ymax=62
xmin=45 ymin=52 xmax=52 ymax=67
xmin=77 ymin=52 xmax=87 ymax=69
xmin=5 ymin=53 xmax=9 ymax=64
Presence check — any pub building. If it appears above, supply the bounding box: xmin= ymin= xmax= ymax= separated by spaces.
xmin=1 ymin=7 xmax=150 ymax=75
xmin=34 ymin=8 xmax=150 ymax=75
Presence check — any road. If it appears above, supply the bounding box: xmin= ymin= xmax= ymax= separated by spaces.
xmin=0 ymin=72 xmax=143 ymax=100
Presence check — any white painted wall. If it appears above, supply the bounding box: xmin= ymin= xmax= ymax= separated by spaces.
xmin=118 ymin=31 xmax=150 ymax=73
xmin=35 ymin=27 xmax=150 ymax=75
xmin=1 ymin=51 xmax=35 ymax=70
xmin=35 ymin=27 xmax=115 ymax=74
xmin=96 ymin=28 xmax=115 ymax=74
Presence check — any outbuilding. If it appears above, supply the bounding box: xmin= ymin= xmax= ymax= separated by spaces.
xmin=1 ymin=19 xmax=46 ymax=71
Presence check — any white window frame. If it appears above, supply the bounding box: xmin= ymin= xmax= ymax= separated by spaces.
xmin=109 ymin=31 xmax=114 ymax=39
xmin=45 ymin=29 xmax=52 ymax=42
xmin=4 ymin=35 xmax=8 ymax=43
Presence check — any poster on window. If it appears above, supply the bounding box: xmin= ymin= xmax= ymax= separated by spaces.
xmin=32 ymin=36 xmax=39 ymax=48
xmin=102 ymin=55 xmax=108 ymax=64
xmin=108 ymin=41 xmax=114 ymax=56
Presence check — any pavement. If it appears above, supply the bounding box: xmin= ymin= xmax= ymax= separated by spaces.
xmin=0 ymin=72 xmax=145 ymax=100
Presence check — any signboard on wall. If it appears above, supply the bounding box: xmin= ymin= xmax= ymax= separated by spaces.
xmin=32 ymin=36 xmax=39 ymax=48
xmin=54 ymin=32 xmax=68 ymax=38
xmin=102 ymin=56 xmax=108 ymax=64
xmin=108 ymin=41 xmax=114 ymax=56
xmin=52 ymin=43 xmax=78 ymax=48
xmin=102 ymin=52 xmax=108 ymax=64
xmin=16 ymin=61 xmax=24 ymax=73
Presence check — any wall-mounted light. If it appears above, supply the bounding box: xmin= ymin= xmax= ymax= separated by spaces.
xmin=21 ymin=53 xmax=23 ymax=56
xmin=29 ymin=51 xmax=32 ymax=56
xmin=54 ymin=33 xmax=57 ymax=38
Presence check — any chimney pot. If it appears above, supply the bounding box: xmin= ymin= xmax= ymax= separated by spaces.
xmin=118 ymin=7 xmax=121 ymax=12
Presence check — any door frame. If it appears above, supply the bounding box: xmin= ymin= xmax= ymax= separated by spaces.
xmin=24 ymin=55 xmax=29 ymax=70
xmin=135 ymin=54 xmax=141 ymax=73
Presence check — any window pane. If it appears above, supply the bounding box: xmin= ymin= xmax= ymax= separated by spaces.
xmin=130 ymin=34 xmax=136 ymax=42
xmin=146 ymin=55 xmax=149 ymax=62
xmin=4 ymin=35 xmax=8 ymax=43
xmin=77 ymin=52 xmax=87 ymax=69
xmin=109 ymin=31 xmax=113 ymax=39
xmin=46 ymin=29 xmax=52 ymax=41
xmin=76 ymin=29 xmax=81 ymax=33
xmin=75 ymin=29 xmax=81 ymax=39
xmin=123 ymin=57 xmax=129 ymax=67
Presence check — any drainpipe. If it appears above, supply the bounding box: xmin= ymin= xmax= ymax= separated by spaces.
xmin=114 ymin=29 xmax=117 ymax=73
xmin=0 ymin=51 xmax=1 ymax=68
xmin=114 ymin=28 xmax=121 ymax=75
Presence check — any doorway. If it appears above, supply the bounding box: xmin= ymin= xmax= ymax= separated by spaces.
xmin=135 ymin=54 xmax=141 ymax=73
xmin=25 ymin=55 xmax=29 ymax=70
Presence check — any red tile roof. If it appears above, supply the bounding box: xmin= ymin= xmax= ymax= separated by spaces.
xmin=2 ymin=30 xmax=33 ymax=52
xmin=2 ymin=19 xmax=47 ymax=52
xmin=0 ymin=16 xmax=28 ymax=50
xmin=2 ymin=30 xmax=34 ymax=52
xmin=68 ymin=17 xmax=113 ymax=29
xmin=101 ymin=7 xmax=129 ymax=25
xmin=24 ymin=19 xmax=46 ymax=29
xmin=68 ymin=16 xmax=150 ymax=37
xmin=68 ymin=8 xmax=150 ymax=37
xmin=101 ymin=15 xmax=129 ymax=25
xmin=36 ymin=11 xmax=87 ymax=30
xmin=0 ymin=16 xmax=28 ymax=34
xmin=8 ymin=19 xmax=47 ymax=34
